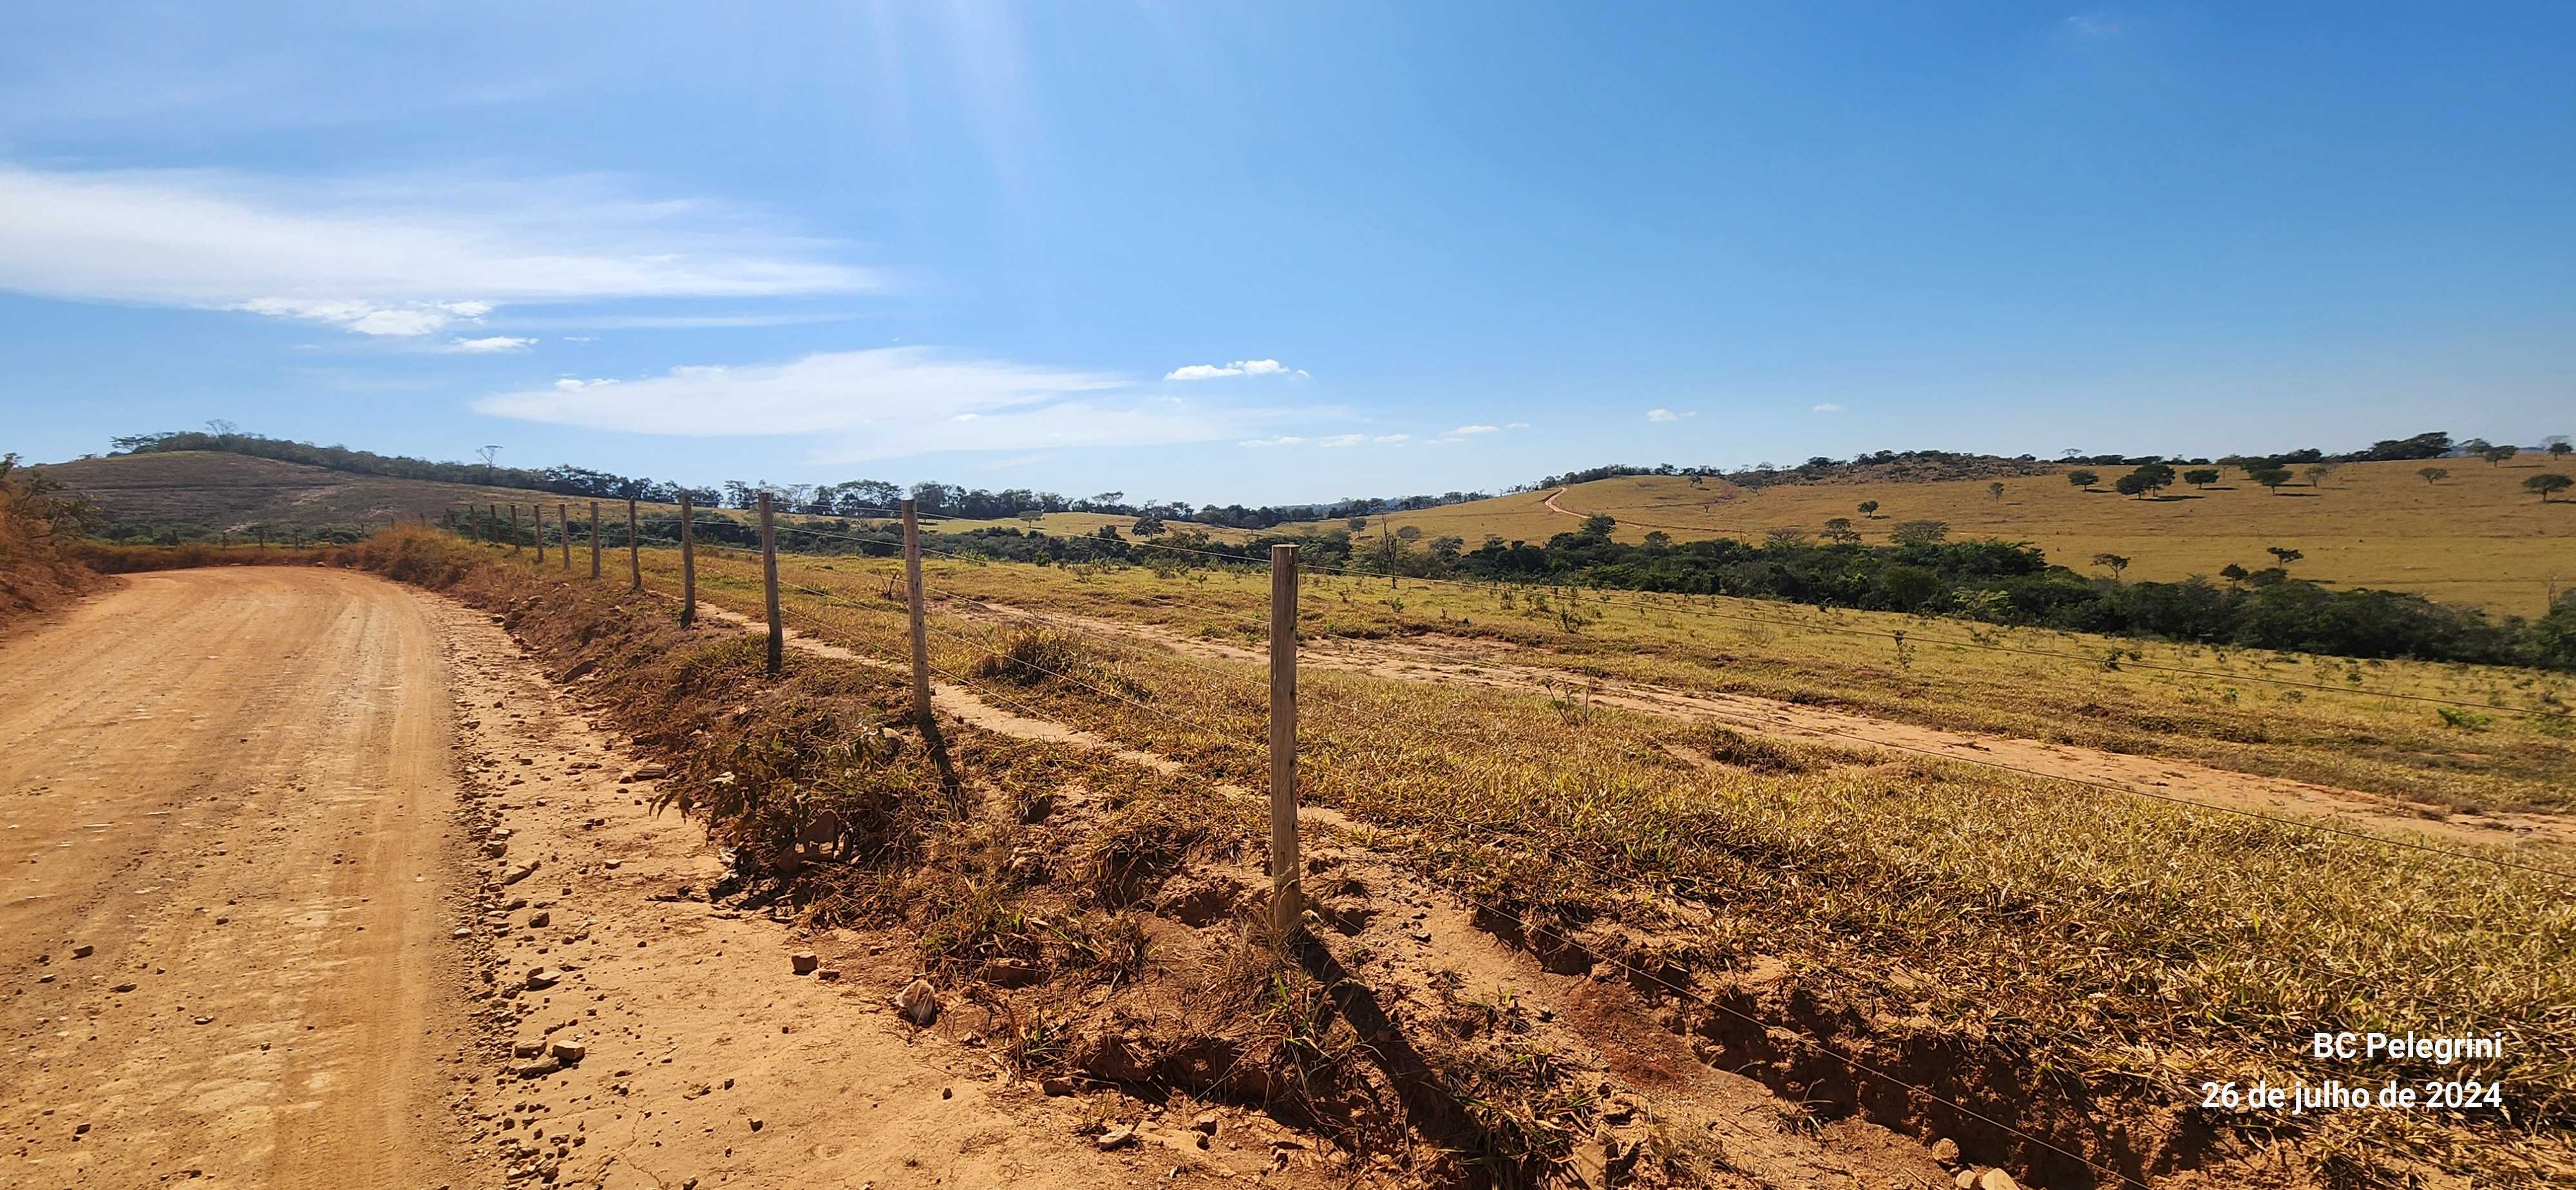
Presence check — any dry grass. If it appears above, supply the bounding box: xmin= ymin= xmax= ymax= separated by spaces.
xmin=656 ymin=545 xmax=2576 ymax=815
xmin=1282 ymin=457 xmax=2575 ymax=615
xmin=585 ymin=538 xmax=2575 ymax=1185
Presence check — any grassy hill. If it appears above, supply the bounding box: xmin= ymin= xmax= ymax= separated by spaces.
xmin=35 ymin=450 xmax=1254 ymax=543
xmin=1293 ymin=457 xmax=2572 ymax=616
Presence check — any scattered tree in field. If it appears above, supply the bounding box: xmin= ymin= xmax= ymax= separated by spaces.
xmin=2459 ymin=437 xmax=2491 ymax=456
xmin=1889 ymin=519 xmax=1949 ymax=546
xmin=2114 ymin=462 xmax=2177 ymax=500
xmin=2526 ymin=473 xmax=2574 ymax=502
xmin=2418 ymin=466 xmax=2449 ymax=485
xmin=2249 ymin=465 xmax=2294 ymax=494
xmin=2184 ymin=468 xmax=2220 ymax=489
xmin=1765 ymin=526 xmax=1810 ymax=547
xmin=1987 ymin=482 xmax=2005 ymax=502
xmin=1857 ymin=500 xmax=1880 ymax=516
xmin=1017 ymin=509 xmax=1045 ymax=524
xmin=1396 ymin=524 xmax=1422 ymax=542
xmin=2547 ymin=435 xmax=2571 ymax=460
xmin=2268 ymin=545 xmax=2303 ymax=567
xmin=1346 ymin=515 xmax=1368 ymax=533
xmin=2092 ymin=552 xmax=2131 ymax=581
xmin=1095 ymin=524 xmax=1121 ymax=540
xmin=2219 ymin=562 xmax=2251 ymax=586
xmin=2303 ymin=463 xmax=2336 ymax=486
xmin=2484 ymin=444 xmax=2519 ymax=467
xmin=1821 ymin=516 xmax=1860 ymax=544
xmin=1581 ymin=513 xmax=1617 ymax=538
xmin=1132 ymin=514 xmax=1166 ymax=536
xmin=2067 ymin=469 xmax=2099 ymax=488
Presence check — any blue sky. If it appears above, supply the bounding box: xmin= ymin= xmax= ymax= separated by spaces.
xmin=3 ymin=3 xmax=2570 ymax=504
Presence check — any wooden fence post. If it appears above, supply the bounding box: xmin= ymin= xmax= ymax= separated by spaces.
xmin=627 ymin=499 xmax=641 ymax=591
xmin=589 ymin=500 xmax=602 ymax=578
xmin=509 ymin=504 xmax=520 ymax=552
xmin=1269 ymin=543 xmax=1302 ymax=938
xmin=679 ymin=493 xmax=697 ymax=627
xmin=759 ymin=492 xmax=782 ymax=675
xmin=903 ymin=499 xmax=963 ymax=801
xmin=558 ymin=503 xmax=571 ymax=569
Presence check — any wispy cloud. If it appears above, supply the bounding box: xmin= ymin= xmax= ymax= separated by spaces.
xmin=1317 ymin=433 xmax=1368 ymax=448
xmin=2067 ymin=13 xmax=2121 ymax=37
xmin=1238 ymin=435 xmax=1306 ymax=448
xmin=1372 ymin=433 xmax=1410 ymax=444
xmin=1645 ymin=408 xmax=1696 ymax=422
xmin=477 ymin=345 xmax=1294 ymax=462
xmin=0 ymin=164 xmax=875 ymax=336
xmin=1812 ymin=402 xmax=1845 ymax=413
xmin=1166 ymin=357 xmax=1307 ymax=381
xmin=442 ymin=335 xmax=537 ymax=354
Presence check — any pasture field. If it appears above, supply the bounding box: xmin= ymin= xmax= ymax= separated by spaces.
xmin=558 ymin=534 xmax=2574 ymax=1185
xmin=1291 ymin=457 xmax=2575 ymax=616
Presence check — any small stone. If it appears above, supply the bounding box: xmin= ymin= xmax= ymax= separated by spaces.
xmin=1930 ymin=1138 xmax=1961 ymax=1166
xmin=1976 ymin=1171 xmax=2021 ymax=1190
xmin=549 ymin=1041 xmax=586 ymax=1063
xmin=514 ymin=1057 xmax=563 ymax=1079
xmin=791 ymin=952 xmax=820 ymax=976
xmin=1041 ymin=1075 xmax=1077 ymax=1097
xmin=526 ymin=911 xmax=550 ymax=929
xmin=514 ymin=1041 xmax=545 ymax=1058
xmin=1191 ymin=1110 xmax=1220 ymax=1135
xmin=893 ymin=978 xmax=938 ymax=1025
xmin=1955 ymin=1172 xmax=1977 ymax=1190
xmin=525 ymin=969 xmax=560 ymax=990
xmin=1095 ymin=1125 xmax=1135 ymax=1151
xmin=502 ymin=863 xmax=538 ymax=886
xmin=111 ymin=982 xmax=137 ymax=993
xmin=814 ymin=968 xmax=840 ymax=982
xmin=748 ymin=1118 xmax=763 ymax=1131
xmin=71 ymin=944 xmax=94 ymax=959
xmin=193 ymin=1015 xmax=213 ymax=1025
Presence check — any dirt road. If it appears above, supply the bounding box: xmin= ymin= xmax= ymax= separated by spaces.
xmin=1 ymin=568 xmax=473 ymax=1187
xmin=6 ymin=569 xmax=1276 ymax=1190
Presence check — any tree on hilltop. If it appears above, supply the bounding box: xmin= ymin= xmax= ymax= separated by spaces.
xmin=2417 ymin=466 xmax=2448 ymax=485
xmin=2484 ymin=444 xmax=2519 ymax=467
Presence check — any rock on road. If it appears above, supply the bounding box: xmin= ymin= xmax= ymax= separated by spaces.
xmin=1 ymin=568 xmax=475 ymax=1187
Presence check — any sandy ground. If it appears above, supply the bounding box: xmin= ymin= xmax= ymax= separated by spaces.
xmin=1 ymin=569 xmax=1321 ymax=1190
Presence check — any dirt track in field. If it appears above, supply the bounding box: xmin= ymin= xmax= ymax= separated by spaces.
xmin=943 ymin=598 xmax=2575 ymax=850
xmin=1 ymin=569 xmax=1296 ymax=1189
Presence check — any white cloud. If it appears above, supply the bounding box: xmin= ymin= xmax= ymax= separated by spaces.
xmin=1645 ymin=408 xmax=1698 ymax=422
xmin=1317 ymin=433 xmax=1368 ymax=448
xmin=1238 ymin=435 xmax=1307 ymax=448
xmin=2067 ymin=14 xmax=2121 ymax=37
xmin=0 ymin=164 xmax=874 ymax=335
xmin=443 ymin=335 xmax=536 ymax=354
xmin=1166 ymin=357 xmax=1307 ymax=381
xmin=1812 ymin=402 xmax=1845 ymax=413
xmin=477 ymin=345 xmax=1289 ymax=462
xmin=1372 ymin=433 xmax=1410 ymax=444
xmin=1449 ymin=424 xmax=1501 ymax=436
xmin=1506 ymin=422 xmax=1530 ymax=429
